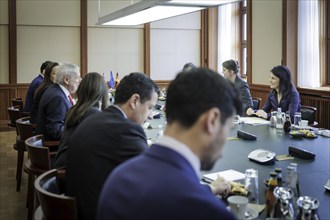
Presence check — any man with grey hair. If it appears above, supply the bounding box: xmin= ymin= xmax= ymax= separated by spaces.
xmin=36 ymin=62 xmax=81 ymax=141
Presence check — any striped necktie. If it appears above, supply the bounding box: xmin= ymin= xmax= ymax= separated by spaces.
xmin=68 ymin=95 xmax=74 ymax=105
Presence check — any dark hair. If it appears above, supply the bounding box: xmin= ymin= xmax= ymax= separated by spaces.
xmin=65 ymin=72 xmax=109 ymax=129
xmin=34 ymin=62 xmax=59 ymax=101
xmin=115 ymin=72 xmax=159 ymax=104
xmin=182 ymin=62 xmax=197 ymax=72
xmin=270 ymin=65 xmax=294 ymax=95
xmin=222 ymin=60 xmax=240 ymax=74
xmin=166 ymin=68 xmax=242 ymax=127
xmin=40 ymin=61 xmax=52 ymax=73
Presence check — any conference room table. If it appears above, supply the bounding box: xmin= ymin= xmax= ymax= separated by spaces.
xmin=145 ymin=110 xmax=330 ymax=219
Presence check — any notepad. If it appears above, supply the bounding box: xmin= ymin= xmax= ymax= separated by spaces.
xmin=202 ymin=169 xmax=245 ymax=183
xmin=240 ymin=117 xmax=270 ymax=125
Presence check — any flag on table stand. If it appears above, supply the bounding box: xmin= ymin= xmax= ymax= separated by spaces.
xmin=109 ymin=71 xmax=115 ymax=89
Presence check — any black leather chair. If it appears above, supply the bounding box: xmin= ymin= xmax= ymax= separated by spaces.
xmin=252 ymin=97 xmax=262 ymax=110
xmin=301 ymin=106 xmax=318 ymax=127
xmin=12 ymin=98 xmax=24 ymax=112
xmin=34 ymin=169 xmax=77 ymax=220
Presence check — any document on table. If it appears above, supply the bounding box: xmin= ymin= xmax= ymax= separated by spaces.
xmin=240 ymin=117 xmax=270 ymax=125
xmin=202 ymin=169 xmax=245 ymax=183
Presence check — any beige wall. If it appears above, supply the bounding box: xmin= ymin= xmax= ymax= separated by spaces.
xmin=88 ymin=27 xmax=144 ymax=79
xmin=251 ymin=0 xmax=282 ymax=85
xmin=87 ymin=0 xmax=144 ymax=81
xmin=150 ymin=12 xmax=201 ymax=80
xmin=1 ymin=0 xmax=284 ymax=85
xmin=17 ymin=26 xmax=81 ymax=83
xmin=15 ymin=0 xmax=81 ymax=83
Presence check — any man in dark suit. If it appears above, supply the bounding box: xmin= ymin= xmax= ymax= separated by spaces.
xmin=97 ymin=68 xmax=242 ymax=220
xmin=36 ymin=63 xmax=81 ymax=141
xmin=65 ymin=72 xmax=159 ymax=220
xmin=23 ymin=61 xmax=51 ymax=112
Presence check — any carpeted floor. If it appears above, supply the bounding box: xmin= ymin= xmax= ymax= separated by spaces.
xmin=0 ymin=130 xmax=28 ymax=220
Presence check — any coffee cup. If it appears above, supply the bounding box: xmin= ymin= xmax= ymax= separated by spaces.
xmin=299 ymin=120 xmax=308 ymax=127
xmin=227 ymin=195 xmax=249 ymax=219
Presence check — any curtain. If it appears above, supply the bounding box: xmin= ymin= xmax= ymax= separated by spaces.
xmin=298 ymin=0 xmax=320 ymax=88
xmin=217 ymin=3 xmax=240 ymax=74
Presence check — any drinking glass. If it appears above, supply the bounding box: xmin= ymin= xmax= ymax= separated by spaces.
xmin=233 ymin=115 xmax=240 ymax=125
xmin=244 ymin=169 xmax=259 ymax=203
xmin=294 ymin=112 xmax=302 ymax=128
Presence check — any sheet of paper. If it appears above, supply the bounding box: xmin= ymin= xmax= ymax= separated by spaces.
xmin=202 ymin=169 xmax=245 ymax=182
xmin=240 ymin=117 xmax=270 ymax=125
xmin=276 ymin=154 xmax=294 ymax=161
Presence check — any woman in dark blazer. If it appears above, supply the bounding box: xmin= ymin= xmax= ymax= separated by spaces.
xmin=54 ymin=72 xmax=109 ymax=168
xmin=222 ymin=59 xmax=253 ymax=115
xmin=247 ymin=65 xmax=300 ymax=120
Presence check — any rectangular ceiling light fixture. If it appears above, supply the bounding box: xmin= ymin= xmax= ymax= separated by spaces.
xmin=96 ymin=0 xmax=241 ymax=26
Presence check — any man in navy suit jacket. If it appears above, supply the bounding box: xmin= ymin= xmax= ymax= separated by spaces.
xmin=65 ymin=73 xmax=159 ymax=220
xmin=36 ymin=63 xmax=81 ymax=141
xmin=98 ymin=68 xmax=243 ymax=220
xmin=23 ymin=61 xmax=51 ymax=112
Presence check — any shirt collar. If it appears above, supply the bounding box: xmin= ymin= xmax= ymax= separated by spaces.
xmin=39 ymin=74 xmax=44 ymax=78
xmin=58 ymin=84 xmax=70 ymax=98
xmin=157 ymin=135 xmax=201 ymax=177
xmin=112 ymin=105 xmax=128 ymax=119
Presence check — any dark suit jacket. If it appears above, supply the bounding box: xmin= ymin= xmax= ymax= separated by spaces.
xmin=53 ymin=107 xmax=100 ymax=169
xmin=23 ymin=74 xmax=43 ymax=112
xmin=35 ymin=84 xmax=72 ymax=141
xmin=97 ymin=144 xmax=237 ymax=220
xmin=66 ymin=106 xmax=148 ymax=220
xmin=234 ymin=76 xmax=253 ymax=114
xmin=30 ymin=85 xmax=50 ymax=124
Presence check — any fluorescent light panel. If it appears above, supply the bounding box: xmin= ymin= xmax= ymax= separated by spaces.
xmin=102 ymin=5 xmax=204 ymax=26
xmin=97 ymin=0 xmax=241 ymax=26
xmin=168 ymin=0 xmax=237 ymax=6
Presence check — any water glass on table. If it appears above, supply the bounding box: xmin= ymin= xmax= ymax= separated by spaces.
xmin=294 ymin=112 xmax=301 ymax=128
xmin=245 ymin=169 xmax=259 ymax=204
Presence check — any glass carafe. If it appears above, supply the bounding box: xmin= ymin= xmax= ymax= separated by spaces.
xmin=296 ymin=196 xmax=320 ymax=220
xmin=273 ymin=187 xmax=295 ymax=219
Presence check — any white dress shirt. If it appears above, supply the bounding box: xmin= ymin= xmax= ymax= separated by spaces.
xmin=58 ymin=84 xmax=71 ymax=103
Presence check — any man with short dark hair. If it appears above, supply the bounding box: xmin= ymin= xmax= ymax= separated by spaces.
xmin=97 ymin=68 xmax=242 ymax=220
xmin=66 ymin=72 xmax=159 ymax=220
xmin=23 ymin=61 xmax=51 ymax=112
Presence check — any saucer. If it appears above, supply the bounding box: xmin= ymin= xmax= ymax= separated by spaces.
xmin=245 ymin=207 xmax=258 ymax=220
xmin=324 ymin=180 xmax=330 ymax=191
xmin=227 ymin=207 xmax=258 ymax=220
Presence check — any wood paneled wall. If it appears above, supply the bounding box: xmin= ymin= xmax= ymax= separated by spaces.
xmin=1 ymin=83 xmax=328 ymax=129
xmin=0 ymin=84 xmax=28 ymax=125
xmin=0 ymin=81 xmax=171 ymax=126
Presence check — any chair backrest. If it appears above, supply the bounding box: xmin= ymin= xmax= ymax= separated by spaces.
xmin=252 ymin=97 xmax=262 ymax=110
xmin=301 ymin=106 xmax=317 ymax=125
xmin=25 ymin=135 xmax=51 ymax=170
xmin=12 ymin=98 xmax=24 ymax=111
xmin=35 ymin=169 xmax=77 ymax=220
xmin=7 ymin=106 xmax=21 ymax=126
xmin=16 ymin=116 xmax=36 ymax=140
